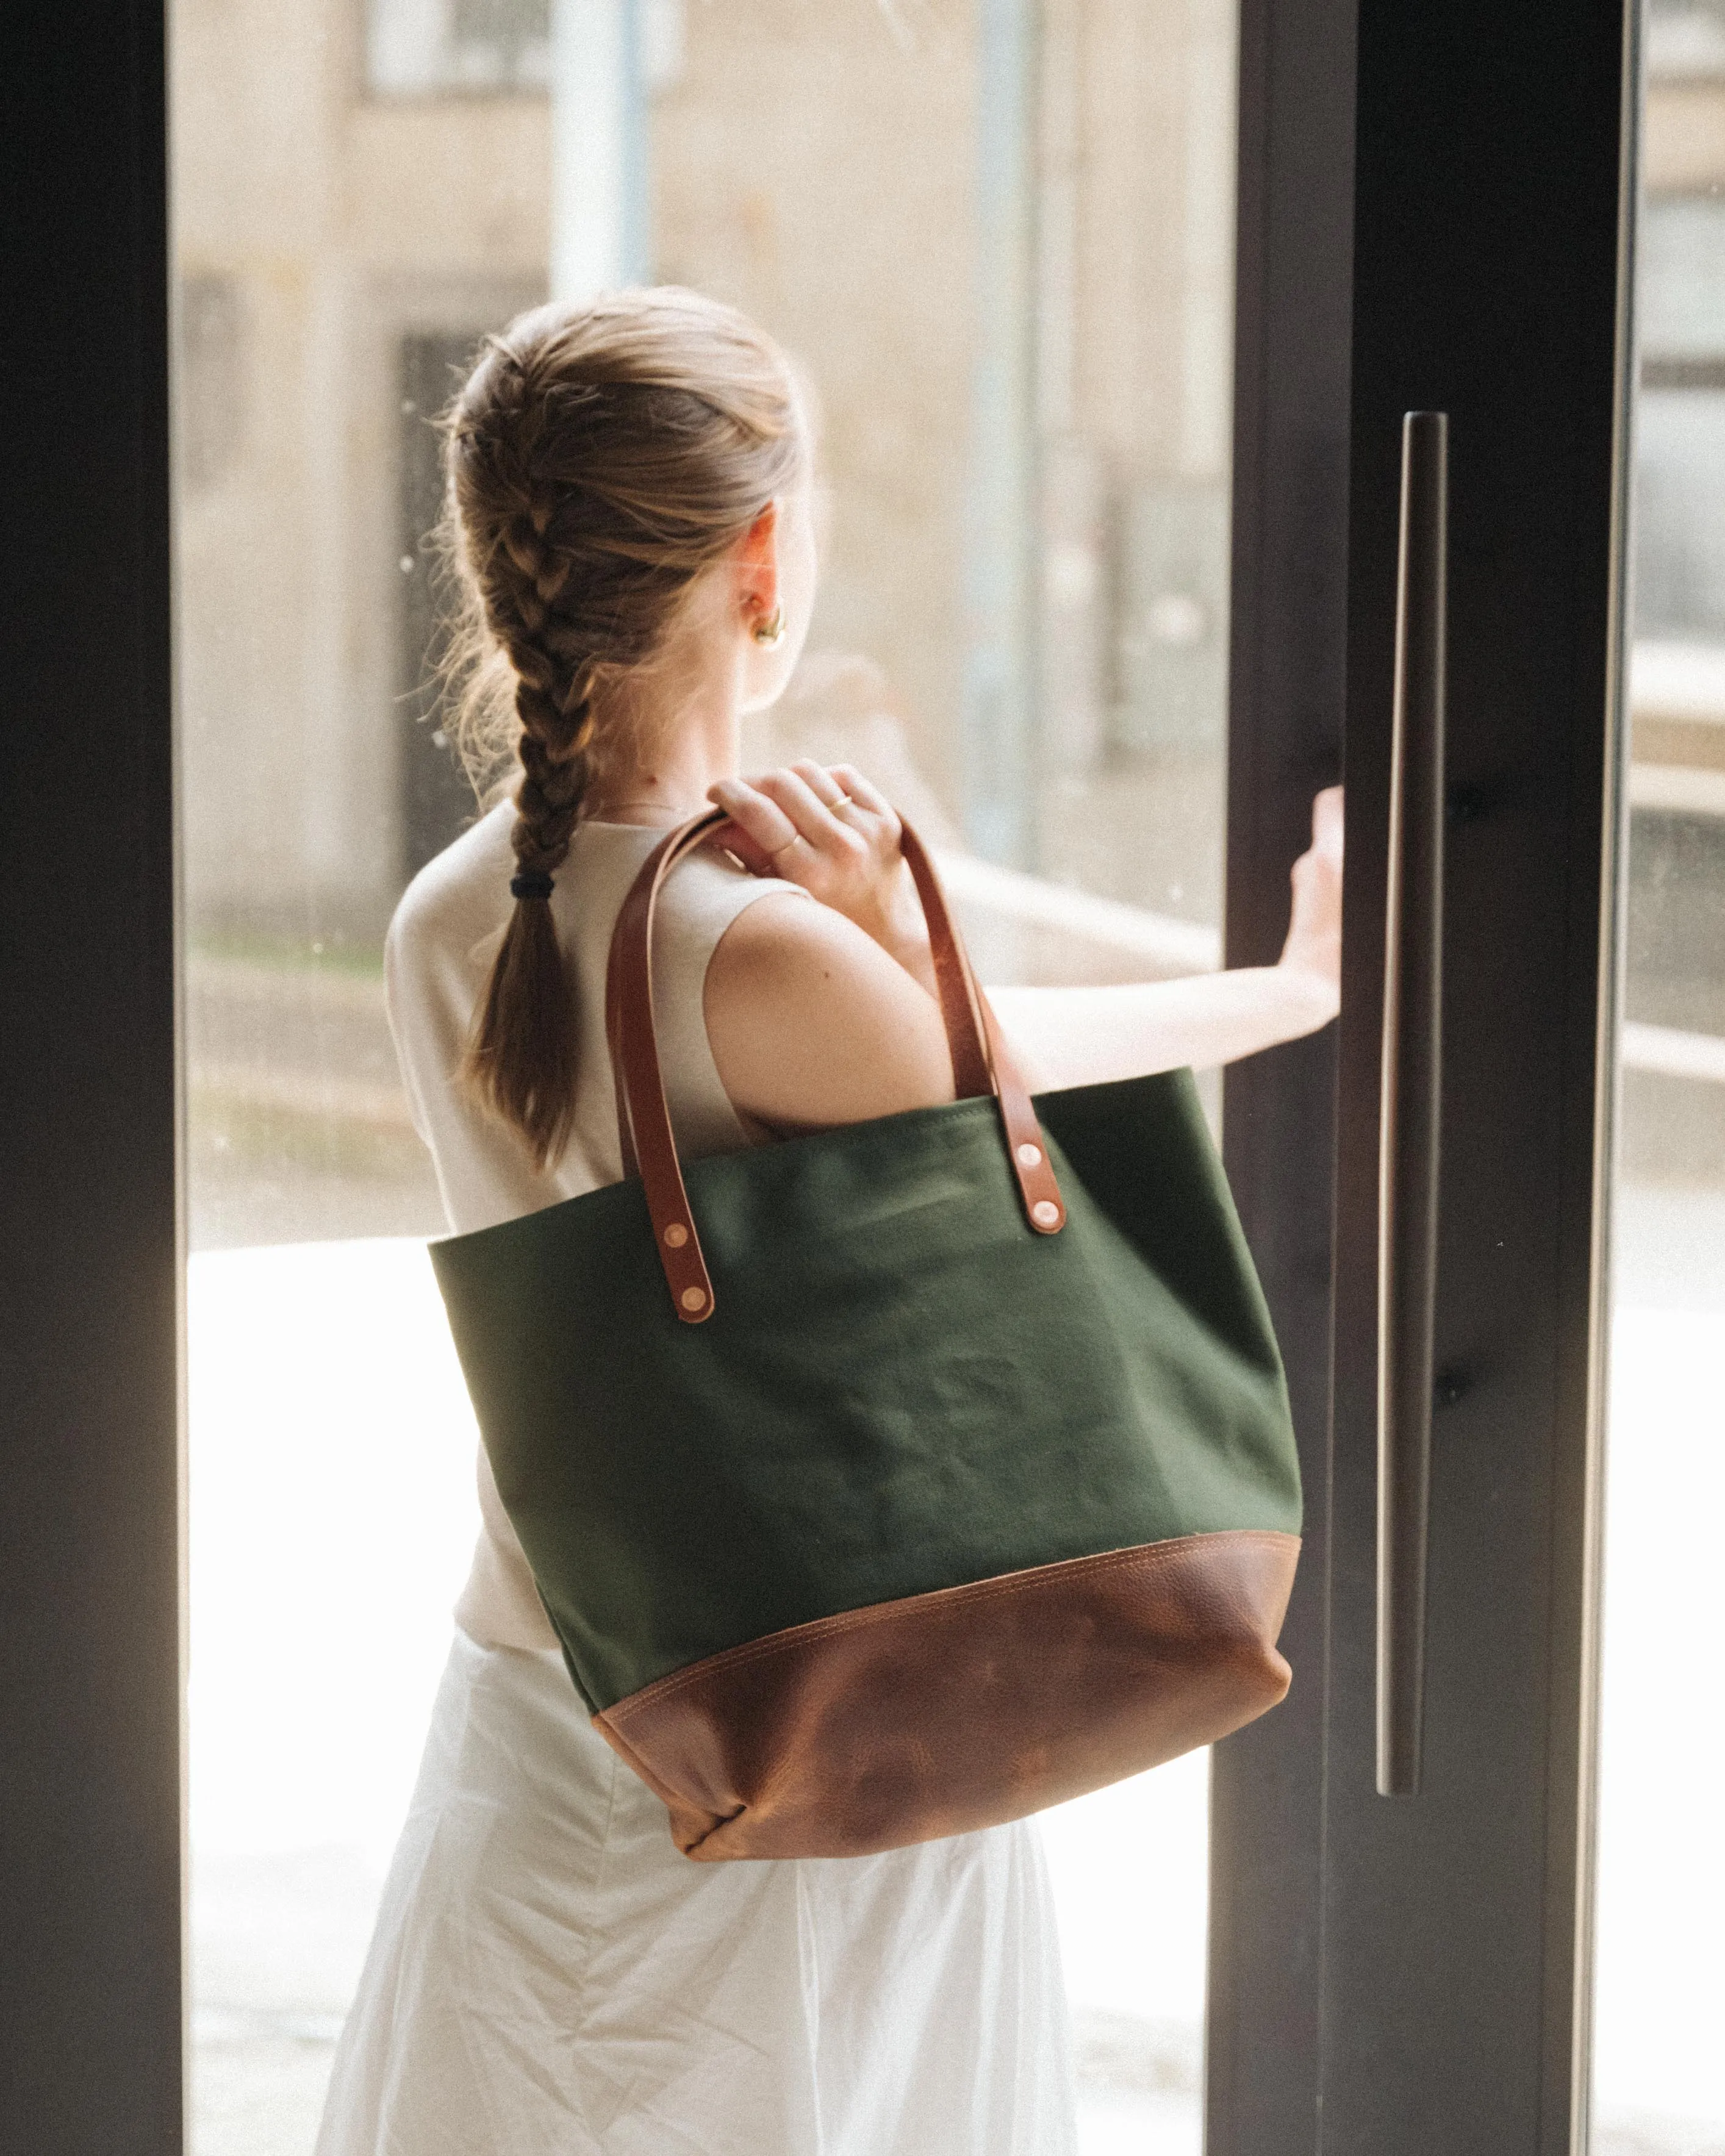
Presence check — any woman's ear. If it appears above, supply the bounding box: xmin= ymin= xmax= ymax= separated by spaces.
xmin=733 ymin=500 xmax=780 ymax=632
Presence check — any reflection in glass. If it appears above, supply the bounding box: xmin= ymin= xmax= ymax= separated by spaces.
xmin=176 ymin=4 xmax=1238 ymax=2147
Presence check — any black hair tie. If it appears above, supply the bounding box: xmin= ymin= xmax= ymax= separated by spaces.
xmin=510 ymin=870 xmax=556 ymax=902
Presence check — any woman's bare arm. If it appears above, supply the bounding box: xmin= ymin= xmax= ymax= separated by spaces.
xmin=701 ymin=765 xmax=1341 ymax=1121
xmin=989 ymin=969 xmax=1337 ymax=1092
xmin=990 ymin=787 xmax=1343 ymax=1088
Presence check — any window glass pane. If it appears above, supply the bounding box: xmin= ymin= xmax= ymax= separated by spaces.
xmin=1648 ymin=0 xmax=1725 ymax=82
xmin=1590 ymin=107 xmax=1725 ymax=2156
xmin=175 ymin=5 xmax=1239 ymax=2149
xmin=367 ymin=0 xmax=551 ymax=96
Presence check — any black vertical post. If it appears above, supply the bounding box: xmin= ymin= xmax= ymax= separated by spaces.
xmin=0 ymin=7 xmax=184 ymax=2154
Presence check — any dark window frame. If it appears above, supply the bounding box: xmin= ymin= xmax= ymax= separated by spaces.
xmin=1 ymin=5 xmax=185 ymax=2151
xmin=1212 ymin=0 xmax=1632 ymax=2149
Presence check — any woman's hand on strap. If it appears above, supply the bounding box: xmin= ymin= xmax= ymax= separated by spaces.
xmin=706 ymin=761 xmax=936 ymax=995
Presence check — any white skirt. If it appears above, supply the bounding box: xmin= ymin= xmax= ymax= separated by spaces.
xmin=315 ymin=1629 xmax=1080 ymax=2156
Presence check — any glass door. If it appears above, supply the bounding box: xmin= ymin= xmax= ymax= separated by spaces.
xmin=171 ymin=3 xmax=1250 ymax=2149
xmin=1590 ymin=10 xmax=1725 ymax=2149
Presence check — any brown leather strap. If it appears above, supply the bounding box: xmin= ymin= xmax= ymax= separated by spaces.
xmin=604 ymin=815 xmax=726 ymax=1321
xmin=896 ymin=825 xmax=992 ymax=1100
xmin=896 ymin=825 xmax=1066 ymax=1237
xmin=606 ymin=808 xmax=1066 ymax=1324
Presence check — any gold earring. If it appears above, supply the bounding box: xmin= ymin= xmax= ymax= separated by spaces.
xmin=751 ymin=606 xmax=786 ymax=649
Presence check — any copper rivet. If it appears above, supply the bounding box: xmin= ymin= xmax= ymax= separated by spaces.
xmin=1016 ymin=1143 xmax=1042 ymax=1169
xmin=1031 ymin=1200 xmax=1060 ymax=1228
xmin=680 ymin=1286 xmax=707 ymax=1312
xmin=664 ymin=1223 xmax=689 ymax=1248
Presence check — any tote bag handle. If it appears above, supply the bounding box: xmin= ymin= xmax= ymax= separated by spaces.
xmin=604 ymin=807 xmax=1066 ymax=1323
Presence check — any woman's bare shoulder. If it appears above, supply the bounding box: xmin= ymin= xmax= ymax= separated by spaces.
xmin=703 ymin=890 xmax=955 ymax=1133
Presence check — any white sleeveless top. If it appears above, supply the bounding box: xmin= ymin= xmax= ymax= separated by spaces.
xmin=384 ymin=800 xmax=809 ymax=1651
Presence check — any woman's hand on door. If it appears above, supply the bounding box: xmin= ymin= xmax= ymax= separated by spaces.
xmin=1277 ymin=784 xmax=1344 ymax=1010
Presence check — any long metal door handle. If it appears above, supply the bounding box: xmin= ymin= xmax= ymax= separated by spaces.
xmin=1377 ymin=410 xmax=1447 ymax=1798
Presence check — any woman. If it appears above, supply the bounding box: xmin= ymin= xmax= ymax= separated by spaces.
xmin=317 ymin=287 xmax=1341 ymax=2156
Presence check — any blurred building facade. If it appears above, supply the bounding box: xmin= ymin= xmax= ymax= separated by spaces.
xmin=1627 ymin=4 xmax=1725 ymax=1170
xmin=174 ymin=0 xmax=1725 ymax=1199
xmin=173 ymin=0 xmax=1240 ymax=942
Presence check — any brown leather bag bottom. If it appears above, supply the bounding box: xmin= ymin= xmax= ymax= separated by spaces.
xmin=593 ymin=1528 xmax=1300 ymax=1860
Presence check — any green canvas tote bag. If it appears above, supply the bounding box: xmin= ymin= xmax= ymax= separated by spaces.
xmin=431 ymin=809 xmax=1302 ymax=1862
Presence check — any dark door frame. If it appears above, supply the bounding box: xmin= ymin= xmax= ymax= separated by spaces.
xmin=0 ymin=6 xmax=184 ymax=2155
xmin=1210 ymin=0 xmax=1357 ymax=2141
xmin=1213 ymin=0 xmax=1635 ymax=2151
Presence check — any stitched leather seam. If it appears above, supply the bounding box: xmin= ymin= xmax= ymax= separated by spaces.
xmin=601 ymin=1528 xmax=1301 ymax=1725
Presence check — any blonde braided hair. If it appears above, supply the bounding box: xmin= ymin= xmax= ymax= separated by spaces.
xmin=439 ymin=289 xmax=806 ymax=1166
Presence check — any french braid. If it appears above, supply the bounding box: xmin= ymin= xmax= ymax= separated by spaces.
xmin=439 ymin=289 xmax=806 ymax=1167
